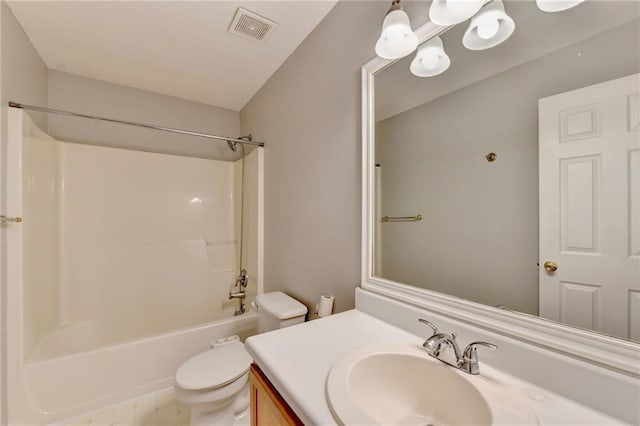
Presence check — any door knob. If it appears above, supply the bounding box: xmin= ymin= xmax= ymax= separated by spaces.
xmin=0 ymin=215 xmax=22 ymax=224
xmin=543 ymin=261 xmax=558 ymax=272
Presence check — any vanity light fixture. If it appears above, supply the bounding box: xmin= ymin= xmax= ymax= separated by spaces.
xmin=429 ymin=0 xmax=485 ymax=26
xmin=375 ymin=0 xmax=419 ymax=60
xmin=462 ymin=0 xmax=515 ymax=51
xmin=410 ymin=36 xmax=450 ymax=77
xmin=536 ymin=0 xmax=585 ymax=13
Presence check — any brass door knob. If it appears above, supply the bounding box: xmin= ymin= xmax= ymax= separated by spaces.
xmin=0 ymin=215 xmax=22 ymax=224
xmin=543 ymin=261 xmax=558 ymax=272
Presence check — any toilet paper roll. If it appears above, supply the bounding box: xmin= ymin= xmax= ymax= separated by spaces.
xmin=317 ymin=295 xmax=334 ymax=318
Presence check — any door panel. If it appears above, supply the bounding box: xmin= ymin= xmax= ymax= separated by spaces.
xmin=630 ymin=149 xmax=640 ymax=258
xmin=630 ymin=290 xmax=640 ymax=341
xmin=559 ymin=103 xmax=601 ymax=142
xmin=560 ymin=156 xmax=600 ymax=253
xmin=560 ymin=281 xmax=601 ymax=330
xmin=628 ymin=94 xmax=640 ymax=132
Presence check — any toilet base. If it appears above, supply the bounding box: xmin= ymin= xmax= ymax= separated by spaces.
xmin=187 ymin=384 xmax=249 ymax=426
xmin=190 ymin=405 xmax=249 ymax=426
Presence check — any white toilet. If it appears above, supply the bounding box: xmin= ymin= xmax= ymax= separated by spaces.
xmin=174 ymin=291 xmax=307 ymax=426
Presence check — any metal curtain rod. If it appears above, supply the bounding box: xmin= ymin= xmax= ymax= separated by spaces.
xmin=8 ymin=101 xmax=265 ymax=147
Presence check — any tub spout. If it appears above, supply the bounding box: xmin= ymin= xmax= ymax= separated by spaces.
xmin=229 ymin=291 xmax=246 ymax=300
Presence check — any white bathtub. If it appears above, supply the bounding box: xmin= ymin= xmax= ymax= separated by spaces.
xmin=5 ymin=108 xmax=264 ymax=425
xmin=8 ymin=312 xmax=257 ymax=425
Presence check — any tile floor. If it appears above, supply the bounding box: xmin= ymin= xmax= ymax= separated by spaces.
xmin=57 ymin=388 xmax=190 ymax=426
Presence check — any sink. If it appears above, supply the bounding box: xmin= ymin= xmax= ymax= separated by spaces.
xmin=326 ymin=343 xmax=538 ymax=426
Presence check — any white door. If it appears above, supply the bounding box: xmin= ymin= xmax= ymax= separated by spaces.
xmin=539 ymin=73 xmax=640 ymax=340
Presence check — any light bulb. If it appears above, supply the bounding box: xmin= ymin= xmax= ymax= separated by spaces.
xmin=476 ymin=17 xmax=499 ymax=39
xmin=462 ymin=0 xmax=514 ymax=51
xmin=410 ymin=36 xmax=450 ymax=77
xmin=383 ymin=32 xmax=405 ymax=52
xmin=536 ymin=0 xmax=584 ymax=12
xmin=421 ymin=53 xmax=440 ymax=70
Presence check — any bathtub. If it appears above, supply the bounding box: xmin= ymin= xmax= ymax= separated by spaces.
xmin=8 ymin=312 xmax=257 ymax=425
xmin=5 ymin=108 xmax=264 ymax=425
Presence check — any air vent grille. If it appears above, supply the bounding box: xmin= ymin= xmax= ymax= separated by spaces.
xmin=228 ymin=8 xmax=277 ymax=42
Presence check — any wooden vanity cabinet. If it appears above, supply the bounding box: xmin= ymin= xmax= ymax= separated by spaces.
xmin=249 ymin=363 xmax=303 ymax=426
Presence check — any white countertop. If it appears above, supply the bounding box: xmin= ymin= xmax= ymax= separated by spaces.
xmin=244 ymin=309 xmax=627 ymax=426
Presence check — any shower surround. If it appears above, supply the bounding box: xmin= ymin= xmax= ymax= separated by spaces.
xmin=6 ymin=109 xmax=263 ymax=424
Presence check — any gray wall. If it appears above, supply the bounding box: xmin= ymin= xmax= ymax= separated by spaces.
xmin=240 ymin=1 xmax=407 ymax=314
xmin=1 ymin=2 xmax=48 ymax=128
xmin=48 ymin=70 xmax=241 ymax=160
xmin=376 ymin=21 xmax=640 ymax=315
xmin=0 ymin=2 xmax=49 ymax=424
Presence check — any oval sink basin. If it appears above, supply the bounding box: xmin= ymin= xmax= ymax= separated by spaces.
xmin=327 ymin=343 xmax=538 ymax=426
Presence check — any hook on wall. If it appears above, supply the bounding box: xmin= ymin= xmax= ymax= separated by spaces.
xmin=485 ymin=152 xmax=497 ymax=162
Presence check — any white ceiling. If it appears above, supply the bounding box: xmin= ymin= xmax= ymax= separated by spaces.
xmin=8 ymin=1 xmax=338 ymax=112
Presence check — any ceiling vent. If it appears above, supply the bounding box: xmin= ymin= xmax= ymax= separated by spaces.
xmin=228 ymin=8 xmax=277 ymax=42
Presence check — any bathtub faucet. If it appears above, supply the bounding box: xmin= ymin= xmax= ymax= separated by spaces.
xmin=229 ymin=291 xmax=246 ymax=315
xmin=235 ymin=269 xmax=248 ymax=288
xmin=229 ymin=291 xmax=246 ymax=299
xmin=231 ymin=269 xmax=248 ymax=315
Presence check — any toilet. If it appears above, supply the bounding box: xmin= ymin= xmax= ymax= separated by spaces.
xmin=174 ymin=292 xmax=307 ymax=425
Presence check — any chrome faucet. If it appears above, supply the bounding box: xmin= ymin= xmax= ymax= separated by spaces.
xmin=229 ymin=291 xmax=246 ymax=299
xmin=235 ymin=268 xmax=248 ymax=288
xmin=418 ymin=319 xmax=497 ymax=375
xmin=229 ymin=269 xmax=249 ymax=315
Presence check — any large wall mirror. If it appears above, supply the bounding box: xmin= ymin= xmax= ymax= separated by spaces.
xmin=364 ymin=0 xmax=640 ymax=369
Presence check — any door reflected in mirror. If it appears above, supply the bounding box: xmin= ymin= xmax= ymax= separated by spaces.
xmin=373 ymin=1 xmax=640 ymax=342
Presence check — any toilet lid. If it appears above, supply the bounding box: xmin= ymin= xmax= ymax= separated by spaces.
xmin=175 ymin=342 xmax=253 ymax=390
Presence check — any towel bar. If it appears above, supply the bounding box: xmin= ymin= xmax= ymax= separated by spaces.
xmin=381 ymin=214 xmax=422 ymax=223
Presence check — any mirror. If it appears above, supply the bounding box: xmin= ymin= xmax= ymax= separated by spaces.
xmin=371 ymin=1 xmax=640 ymax=343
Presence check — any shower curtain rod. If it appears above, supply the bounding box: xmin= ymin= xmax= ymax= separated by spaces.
xmin=8 ymin=101 xmax=265 ymax=147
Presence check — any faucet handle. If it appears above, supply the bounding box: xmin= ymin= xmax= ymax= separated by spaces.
xmin=418 ymin=318 xmax=439 ymax=335
xmin=463 ymin=341 xmax=497 ymax=358
xmin=460 ymin=341 xmax=498 ymax=375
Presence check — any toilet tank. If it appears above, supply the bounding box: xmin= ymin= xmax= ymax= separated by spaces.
xmin=255 ymin=291 xmax=308 ymax=333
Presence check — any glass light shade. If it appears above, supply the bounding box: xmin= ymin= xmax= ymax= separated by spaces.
xmin=429 ymin=0 xmax=485 ymax=26
xmin=476 ymin=16 xmax=499 ymax=39
xmin=536 ymin=0 xmax=585 ymax=12
xmin=409 ymin=36 xmax=451 ymax=77
xmin=462 ymin=0 xmax=515 ymax=51
xmin=375 ymin=9 xmax=419 ymax=59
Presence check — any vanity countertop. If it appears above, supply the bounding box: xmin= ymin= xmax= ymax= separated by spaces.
xmin=244 ymin=309 xmax=627 ymax=426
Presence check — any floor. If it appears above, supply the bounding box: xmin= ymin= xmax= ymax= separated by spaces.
xmin=57 ymin=388 xmax=190 ymax=426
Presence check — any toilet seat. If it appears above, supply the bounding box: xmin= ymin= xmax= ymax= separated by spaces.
xmin=175 ymin=372 xmax=249 ymax=407
xmin=175 ymin=342 xmax=253 ymax=391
